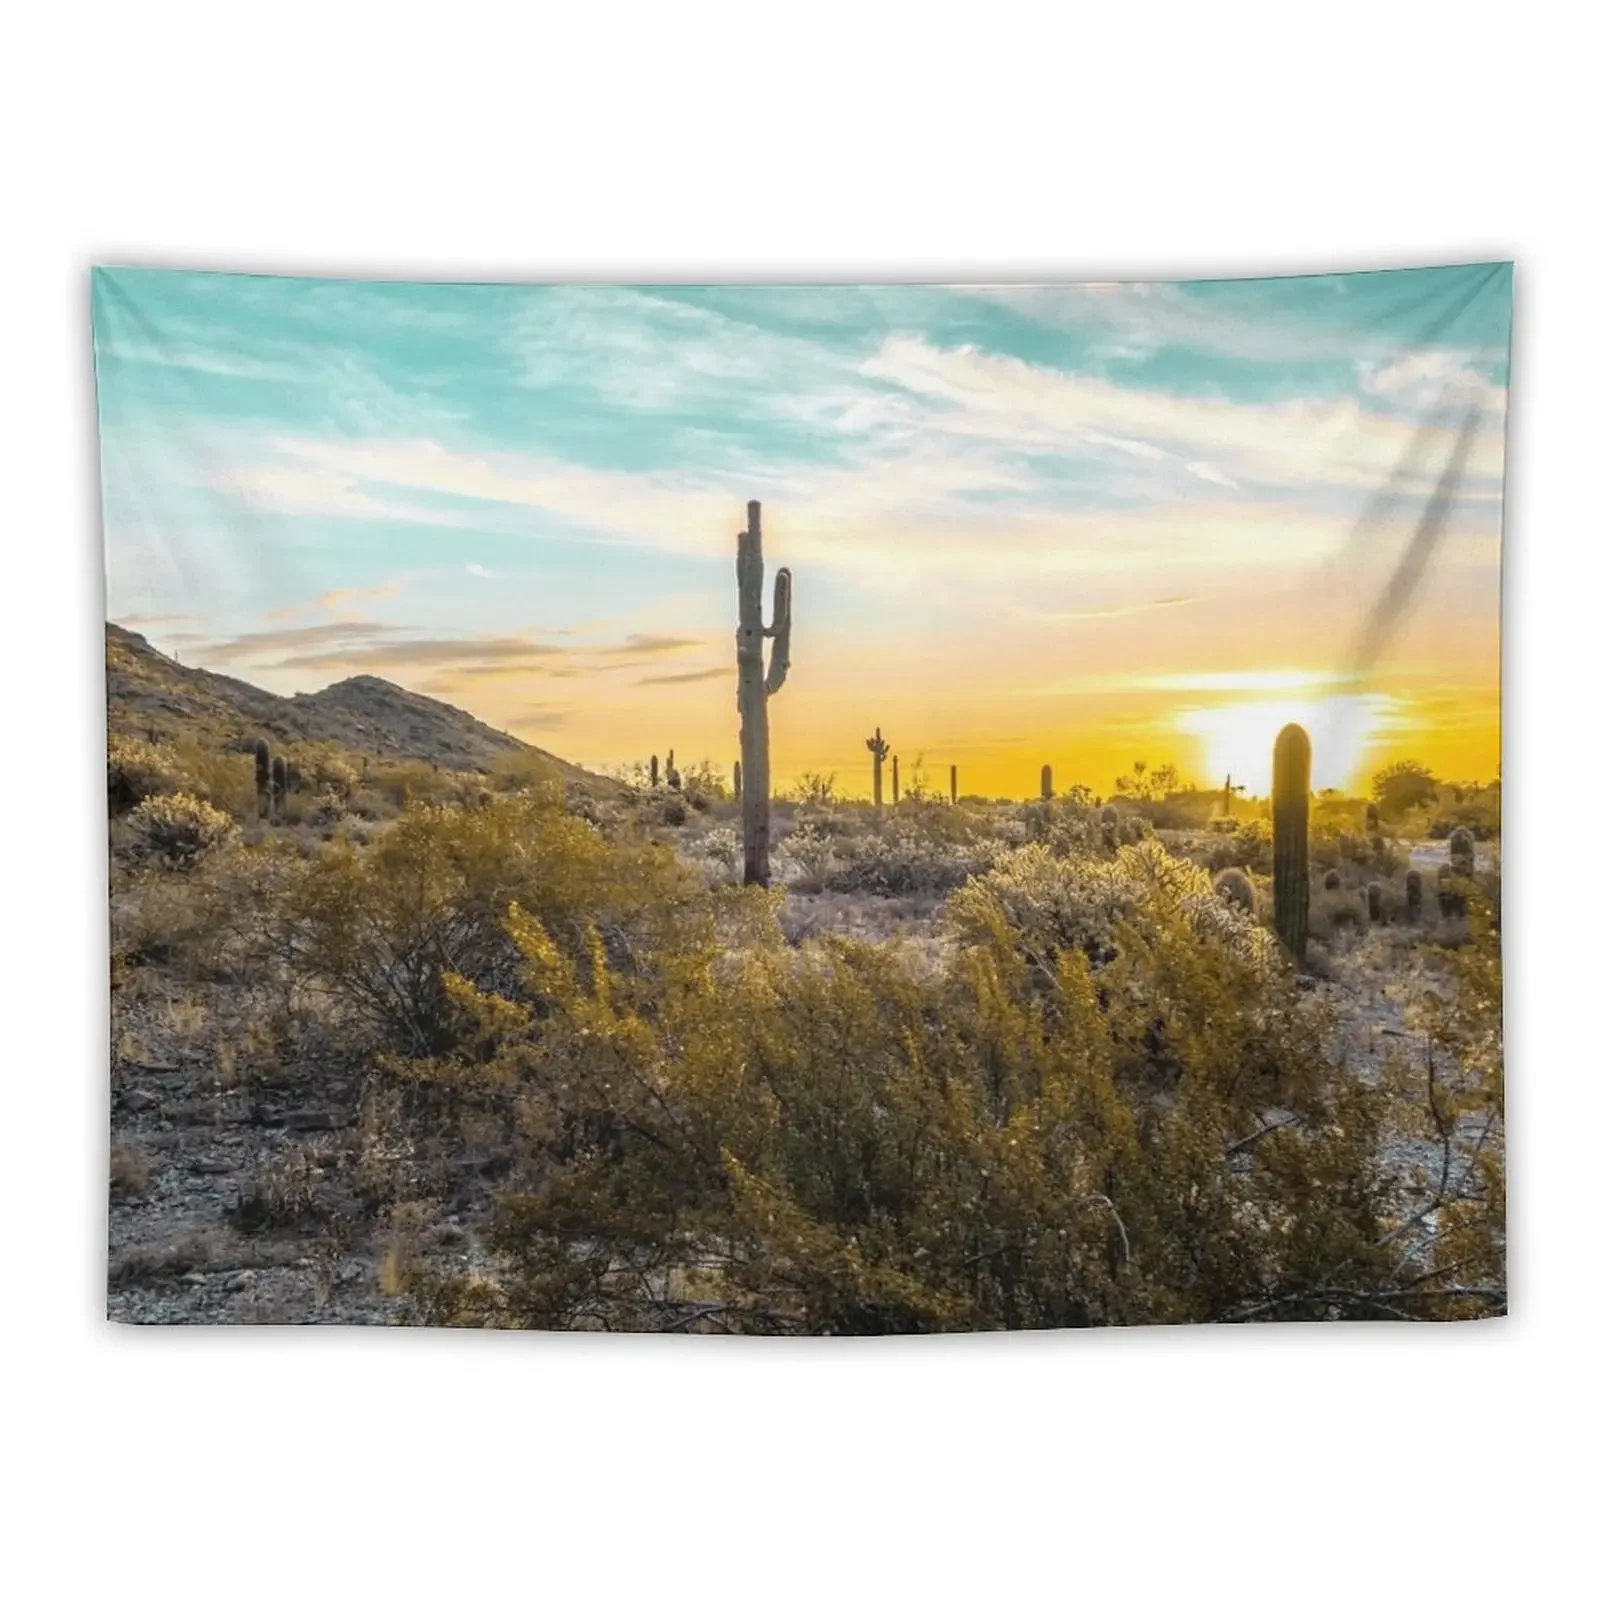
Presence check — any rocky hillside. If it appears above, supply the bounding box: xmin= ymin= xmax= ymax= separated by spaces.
xmin=106 ymin=623 xmax=592 ymax=781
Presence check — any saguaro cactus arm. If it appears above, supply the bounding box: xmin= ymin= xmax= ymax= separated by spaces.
xmin=764 ymin=568 xmax=792 ymax=696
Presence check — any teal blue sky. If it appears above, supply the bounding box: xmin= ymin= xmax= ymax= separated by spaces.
xmin=91 ymin=264 xmax=1511 ymax=788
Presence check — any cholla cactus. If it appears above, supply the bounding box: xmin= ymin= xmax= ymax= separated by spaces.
xmin=736 ymin=500 xmax=793 ymax=886
xmin=1449 ymin=825 xmax=1475 ymax=875
xmin=866 ymin=727 xmax=890 ymax=810
xmin=1272 ymin=723 xmax=1311 ymax=964
xmin=1367 ymin=882 xmax=1383 ymax=922
xmin=1214 ymin=867 xmax=1256 ymax=915
xmin=1405 ymin=868 xmax=1423 ymax=922
xmin=1041 ymin=764 xmax=1054 ymax=801
xmin=254 ymin=738 xmax=272 ymax=819
xmin=127 ymin=792 xmax=232 ymax=868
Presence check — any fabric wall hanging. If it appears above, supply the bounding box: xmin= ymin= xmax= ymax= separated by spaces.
xmin=95 ymin=264 xmax=1510 ymax=1330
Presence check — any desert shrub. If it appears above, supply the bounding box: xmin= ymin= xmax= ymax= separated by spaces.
xmin=107 ymin=733 xmax=182 ymax=813
xmin=410 ymin=835 xmax=1494 ymax=1332
xmin=1206 ymin=818 xmax=1272 ymax=874
xmin=778 ymin=818 xmax=839 ymax=888
xmin=948 ymin=840 xmax=1274 ymax=977
xmin=282 ymin=795 xmax=705 ymax=1055
xmin=820 ymin=814 xmax=1003 ymax=896
xmin=124 ymin=792 xmax=233 ymax=868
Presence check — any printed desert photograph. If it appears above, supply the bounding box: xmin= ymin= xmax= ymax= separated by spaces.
xmin=95 ymin=265 xmax=1508 ymax=1330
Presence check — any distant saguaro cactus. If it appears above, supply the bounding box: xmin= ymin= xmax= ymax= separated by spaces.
xmin=1367 ymin=882 xmax=1383 ymax=923
xmin=732 ymin=760 xmax=742 ymax=801
xmin=891 ymin=753 xmax=900 ymax=805
xmin=1449 ymin=825 xmax=1476 ymax=876
xmin=949 ymin=764 xmax=958 ymax=805
xmin=1222 ymin=772 xmax=1234 ymax=816
xmin=1041 ymin=764 xmax=1053 ymax=801
xmin=254 ymin=738 xmax=271 ymax=820
xmin=1272 ymin=723 xmax=1311 ymax=964
xmin=666 ymin=749 xmax=681 ymax=791
xmin=649 ymin=754 xmax=659 ymax=788
xmin=1405 ymin=868 xmax=1424 ymax=922
xmin=866 ymin=727 xmax=890 ymax=810
xmin=736 ymin=500 xmax=792 ymax=887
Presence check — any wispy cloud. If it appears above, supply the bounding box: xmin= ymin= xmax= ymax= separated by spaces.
xmin=634 ymin=666 xmax=733 ymax=686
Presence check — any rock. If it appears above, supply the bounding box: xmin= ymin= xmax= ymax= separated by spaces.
xmin=123 ymin=1089 xmax=161 ymax=1113
xmin=281 ymin=1110 xmax=345 ymax=1132
xmin=188 ymin=1158 xmax=232 ymax=1175
xmin=226 ymin=1271 xmax=257 ymax=1293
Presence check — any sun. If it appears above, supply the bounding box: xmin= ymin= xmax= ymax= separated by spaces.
xmin=1173 ymin=690 xmax=1398 ymax=795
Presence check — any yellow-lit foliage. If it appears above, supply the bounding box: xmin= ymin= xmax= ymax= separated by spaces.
xmin=406 ymin=831 xmax=1502 ymax=1332
xmin=284 ymin=793 xmax=709 ymax=1056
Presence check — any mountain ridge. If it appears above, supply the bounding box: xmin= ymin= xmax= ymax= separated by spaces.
xmin=106 ymin=622 xmax=594 ymax=782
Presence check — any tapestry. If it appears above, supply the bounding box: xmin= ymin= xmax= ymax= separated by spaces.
xmin=95 ymin=265 xmax=1510 ymax=1330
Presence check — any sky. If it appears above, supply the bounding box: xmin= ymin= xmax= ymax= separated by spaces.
xmin=92 ymin=263 xmax=1511 ymax=798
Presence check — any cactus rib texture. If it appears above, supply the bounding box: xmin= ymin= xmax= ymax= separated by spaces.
xmin=1272 ymin=723 xmax=1311 ymax=964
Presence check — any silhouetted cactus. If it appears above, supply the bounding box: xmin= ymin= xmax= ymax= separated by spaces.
xmin=1222 ymin=772 xmax=1234 ymax=816
xmin=949 ymin=764 xmax=957 ymax=805
xmin=1272 ymin=723 xmax=1311 ymax=964
xmin=733 ymin=760 xmax=742 ymax=801
xmin=666 ymin=749 xmax=681 ymax=791
xmin=1367 ymin=882 xmax=1383 ymax=922
xmin=1214 ymin=867 xmax=1256 ymax=915
xmin=1405 ymin=868 xmax=1423 ymax=921
xmin=866 ymin=727 xmax=890 ymax=810
xmin=650 ymin=754 xmax=659 ymax=788
xmin=271 ymin=753 xmax=289 ymax=818
xmin=1437 ymin=866 xmax=1467 ymax=918
xmin=254 ymin=738 xmax=271 ymax=820
xmin=891 ymin=753 xmax=900 ymax=805
xmin=1323 ymin=869 xmax=1341 ymax=891
xmin=1366 ymin=801 xmax=1380 ymax=833
xmin=1449 ymin=825 xmax=1475 ymax=875
xmin=736 ymin=500 xmax=792 ymax=886
xmin=1041 ymin=764 xmax=1053 ymax=801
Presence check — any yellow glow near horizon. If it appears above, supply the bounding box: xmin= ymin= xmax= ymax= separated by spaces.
xmin=1174 ymin=692 xmax=1399 ymax=795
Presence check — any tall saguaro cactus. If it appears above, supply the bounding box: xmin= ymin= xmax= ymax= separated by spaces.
xmin=1041 ymin=764 xmax=1053 ymax=801
xmin=1272 ymin=723 xmax=1311 ymax=964
xmin=732 ymin=760 xmax=742 ymax=801
xmin=866 ymin=727 xmax=890 ymax=810
xmin=891 ymin=754 xmax=900 ymax=805
xmin=254 ymin=738 xmax=272 ymax=820
xmin=950 ymin=764 xmax=958 ymax=805
xmin=736 ymin=500 xmax=792 ymax=887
